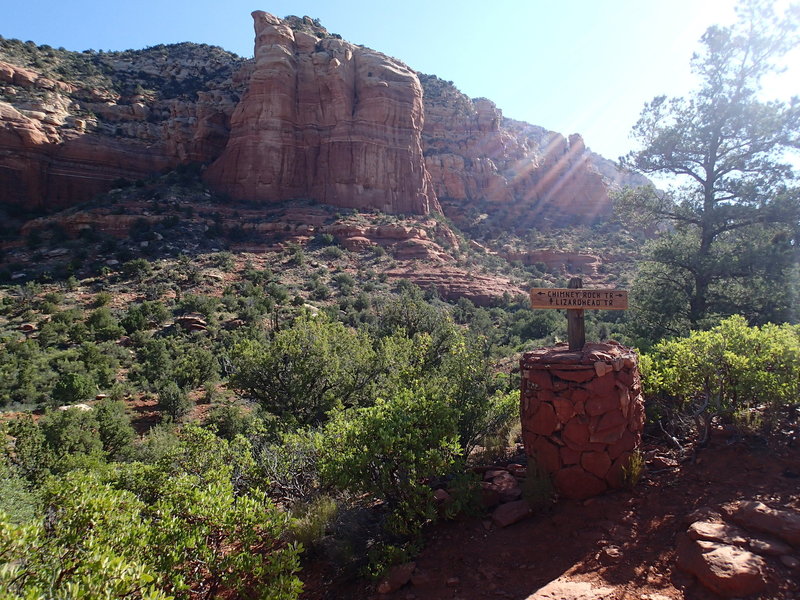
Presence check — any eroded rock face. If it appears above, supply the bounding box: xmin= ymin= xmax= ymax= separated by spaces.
xmin=204 ymin=11 xmax=438 ymax=215
xmin=0 ymin=51 xmax=242 ymax=210
xmin=0 ymin=14 xmax=647 ymax=226
xmin=419 ymin=75 xmax=650 ymax=230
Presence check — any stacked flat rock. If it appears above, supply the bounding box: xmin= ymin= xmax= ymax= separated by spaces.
xmin=520 ymin=341 xmax=644 ymax=500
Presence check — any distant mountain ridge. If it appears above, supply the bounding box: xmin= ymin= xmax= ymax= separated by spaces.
xmin=0 ymin=12 xmax=647 ymax=231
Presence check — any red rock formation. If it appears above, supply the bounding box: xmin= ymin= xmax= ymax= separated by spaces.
xmin=204 ymin=11 xmax=438 ymax=215
xmin=0 ymin=55 xmax=241 ymax=210
xmin=419 ymin=75 xmax=649 ymax=230
xmin=501 ymin=249 xmax=603 ymax=276
xmin=0 ymin=15 xmax=647 ymax=227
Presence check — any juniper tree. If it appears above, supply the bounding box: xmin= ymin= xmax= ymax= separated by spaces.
xmin=617 ymin=0 xmax=800 ymax=341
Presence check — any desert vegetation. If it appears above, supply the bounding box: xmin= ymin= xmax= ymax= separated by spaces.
xmin=0 ymin=1 xmax=798 ymax=598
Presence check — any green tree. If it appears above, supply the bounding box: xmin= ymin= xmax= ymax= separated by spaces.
xmin=94 ymin=398 xmax=136 ymax=459
xmin=52 ymin=372 xmax=95 ymax=405
xmin=230 ymin=316 xmax=378 ymax=426
xmin=617 ymin=0 xmax=800 ymax=341
xmin=157 ymin=381 xmax=191 ymax=420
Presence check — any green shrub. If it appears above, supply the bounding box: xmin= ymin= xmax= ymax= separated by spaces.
xmin=122 ymin=258 xmax=153 ymax=281
xmin=209 ymin=251 xmax=235 ymax=271
xmin=3 ymin=416 xmax=53 ymax=484
xmin=230 ymin=316 xmax=378 ymax=426
xmin=0 ymin=457 xmax=302 ymax=600
xmin=52 ymin=372 xmax=95 ymax=405
xmin=173 ymin=345 xmax=218 ymax=389
xmin=121 ymin=300 xmax=170 ymax=333
xmin=157 ymin=381 xmax=191 ymax=420
xmin=642 ymin=315 xmax=800 ymax=439
xmin=94 ymin=398 xmax=136 ymax=459
xmin=289 ymin=495 xmax=338 ymax=550
xmin=206 ymin=403 xmax=259 ymax=441
xmin=322 ymin=246 xmax=344 ymax=259
xmin=86 ymin=307 xmax=125 ymax=341
xmin=319 ymin=388 xmax=461 ymax=538
xmin=251 ymin=430 xmax=321 ymax=504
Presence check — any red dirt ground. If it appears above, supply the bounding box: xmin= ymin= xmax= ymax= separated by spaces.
xmin=304 ymin=434 xmax=800 ymax=600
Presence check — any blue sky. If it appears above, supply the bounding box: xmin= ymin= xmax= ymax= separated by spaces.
xmin=3 ymin=1 xmax=797 ymax=162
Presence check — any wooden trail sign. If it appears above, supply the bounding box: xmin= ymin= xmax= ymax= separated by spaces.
xmin=529 ymin=288 xmax=628 ymax=310
xmin=529 ymin=278 xmax=628 ymax=350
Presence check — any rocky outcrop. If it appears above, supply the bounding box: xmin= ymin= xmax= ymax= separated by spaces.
xmin=0 ymin=16 xmax=647 ymax=228
xmin=0 ymin=47 xmax=243 ymax=209
xmin=384 ymin=265 xmax=523 ymax=306
xmin=676 ymin=502 xmax=800 ymax=597
xmin=519 ymin=342 xmax=644 ymax=500
xmin=501 ymin=249 xmax=603 ymax=277
xmin=205 ymin=12 xmax=437 ymax=215
xmin=419 ymin=74 xmax=649 ymax=231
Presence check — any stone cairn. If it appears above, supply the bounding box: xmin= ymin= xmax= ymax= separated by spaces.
xmin=520 ymin=341 xmax=645 ymax=500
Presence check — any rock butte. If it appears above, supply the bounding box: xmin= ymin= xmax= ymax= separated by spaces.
xmin=0 ymin=12 xmax=647 ymax=228
xmin=204 ymin=11 xmax=437 ymax=215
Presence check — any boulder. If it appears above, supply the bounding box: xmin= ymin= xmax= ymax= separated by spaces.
xmin=676 ymin=534 xmax=767 ymax=597
xmin=525 ymin=578 xmax=616 ymax=600
xmin=377 ymin=561 xmax=416 ymax=594
xmin=724 ymin=500 xmax=800 ymax=546
xmin=491 ymin=500 xmax=532 ymax=528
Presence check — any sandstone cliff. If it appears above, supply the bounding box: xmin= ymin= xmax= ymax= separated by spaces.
xmin=0 ymin=14 xmax=646 ymax=230
xmin=420 ymin=74 xmax=649 ymax=232
xmin=204 ymin=13 xmax=438 ymax=215
xmin=0 ymin=42 xmax=244 ymax=209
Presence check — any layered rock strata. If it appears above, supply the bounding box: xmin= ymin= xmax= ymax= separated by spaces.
xmin=0 ymin=50 xmax=242 ymax=209
xmin=519 ymin=342 xmax=644 ymax=500
xmin=0 ymin=15 xmax=648 ymax=227
xmin=676 ymin=501 xmax=800 ymax=597
xmin=419 ymin=74 xmax=650 ymax=230
xmin=204 ymin=12 xmax=438 ymax=215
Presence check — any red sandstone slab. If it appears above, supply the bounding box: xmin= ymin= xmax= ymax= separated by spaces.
xmin=592 ymin=410 xmax=628 ymax=433
xmin=587 ymin=374 xmax=617 ymax=396
xmin=571 ymin=388 xmax=590 ymax=402
xmin=560 ymin=446 xmax=581 ymax=465
xmin=529 ymin=402 xmax=559 ymax=436
xmin=608 ymin=430 xmax=638 ymax=460
xmin=552 ymin=397 xmax=577 ymax=423
xmin=531 ymin=436 xmax=561 ymax=473
xmin=528 ymin=369 xmax=554 ymax=391
xmin=492 ymin=500 xmax=533 ymax=528
xmin=584 ymin=392 xmax=619 ymax=416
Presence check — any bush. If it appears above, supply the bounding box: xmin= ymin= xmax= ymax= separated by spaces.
xmin=94 ymin=398 xmax=136 ymax=459
xmin=230 ymin=316 xmax=378 ymax=426
xmin=251 ymin=430 xmax=321 ymax=505
xmin=122 ymin=258 xmax=153 ymax=281
xmin=0 ymin=455 xmax=303 ymax=600
xmin=321 ymin=246 xmax=344 ymax=259
xmin=86 ymin=307 xmax=125 ymax=341
xmin=52 ymin=372 xmax=95 ymax=405
xmin=206 ymin=403 xmax=259 ymax=441
xmin=642 ymin=315 xmax=800 ymax=440
xmin=39 ymin=407 xmax=104 ymax=463
xmin=319 ymin=388 xmax=461 ymax=538
xmin=157 ymin=381 xmax=191 ymax=420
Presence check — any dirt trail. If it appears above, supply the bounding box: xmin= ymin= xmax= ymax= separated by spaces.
xmin=315 ymin=435 xmax=800 ymax=600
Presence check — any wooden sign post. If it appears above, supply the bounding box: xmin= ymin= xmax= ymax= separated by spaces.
xmin=529 ymin=278 xmax=628 ymax=351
